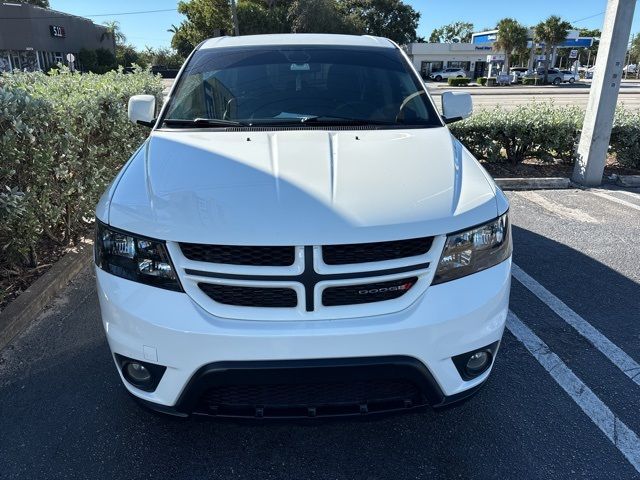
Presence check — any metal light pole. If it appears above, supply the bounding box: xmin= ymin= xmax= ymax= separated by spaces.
xmin=231 ymin=0 xmax=239 ymax=36
xmin=572 ymin=0 xmax=637 ymax=186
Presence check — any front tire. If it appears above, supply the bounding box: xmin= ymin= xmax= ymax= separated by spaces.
xmin=435 ymin=75 xmax=442 ymax=82
xmin=569 ymin=77 xmax=575 ymax=83
xmin=553 ymin=77 xmax=561 ymax=85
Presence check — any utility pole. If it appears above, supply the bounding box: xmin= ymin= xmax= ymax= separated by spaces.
xmin=231 ymin=0 xmax=239 ymax=36
xmin=572 ymin=0 xmax=637 ymax=186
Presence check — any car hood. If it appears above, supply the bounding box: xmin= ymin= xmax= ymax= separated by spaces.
xmin=101 ymin=128 xmax=498 ymax=245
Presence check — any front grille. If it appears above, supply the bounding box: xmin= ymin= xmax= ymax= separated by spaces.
xmin=322 ymin=237 xmax=433 ymax=265
xmin=199 ymin=283 xmax=297 ymax=308
xmin=180 ymin=243 xmax=295 ymax=266
xmin=197 ymin=379 xmax=424 ymax=418
xmin=322 ymin=277 xmax=418 ymax=306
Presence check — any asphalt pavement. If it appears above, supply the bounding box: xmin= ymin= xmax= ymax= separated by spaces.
xmin=1 ymin=187 xmax=640 ymax=479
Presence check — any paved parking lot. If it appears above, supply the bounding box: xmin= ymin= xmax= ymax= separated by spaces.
xmin=1 ymin=187 xmax=640 ymax=479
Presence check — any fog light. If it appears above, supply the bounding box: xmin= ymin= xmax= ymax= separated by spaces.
xmin=466 ymin=351 xmax=490 ymax=375
xmin=114 ymin=354 xmax=166 ymax=392
xmin=452 ymin=341 xmax=499 ymax=381
xmin=126 ymin=362 xmax=152 ymax=384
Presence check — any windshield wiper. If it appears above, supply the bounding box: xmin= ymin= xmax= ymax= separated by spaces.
xmin=300 ymin=116 xmax=397 ymax=126
xmin=163 ymin=118 xmax=249 ymax=128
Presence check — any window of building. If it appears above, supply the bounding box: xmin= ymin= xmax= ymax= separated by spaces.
xmin=447 ymin=61 xmax=471 ymax=71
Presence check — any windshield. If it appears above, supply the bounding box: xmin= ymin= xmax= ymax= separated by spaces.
xmin=162 ymin=45 xmax=442 ymax=128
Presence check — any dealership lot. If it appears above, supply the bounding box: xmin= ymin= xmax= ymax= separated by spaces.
xmin=427 ymin=82 xmax=640 ymax=110
xmin=1 ymin=187 xmax=640 ymax=479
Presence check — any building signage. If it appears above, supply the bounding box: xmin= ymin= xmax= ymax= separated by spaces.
xmin=49 ymin=25 xmax=66 ymax=38
xmin=475 ymin=46 xmax=491 ymax=51
xmin=569 ymin=49 xmax=579 ymax=59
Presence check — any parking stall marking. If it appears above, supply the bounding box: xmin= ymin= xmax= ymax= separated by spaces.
xmin=515 ymin=191 xmax=599 ymax=223
xmin=588 ymin=190 xmax=640 ymax=212
xmin=512 ymin=263 xmax=640 ymax=385
xmin=507 ymin=311 xmax=640 ymax=473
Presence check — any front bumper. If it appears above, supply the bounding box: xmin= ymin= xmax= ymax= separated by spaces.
xmin=96 ymin=258 xmax=511 ymax=416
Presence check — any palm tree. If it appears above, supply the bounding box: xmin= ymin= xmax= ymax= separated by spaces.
xmin=494 ymin=18 xmax=528 ymax=74
xmin=534 ymin=16 xmax=571 ymax=83
xmin=102 ymin=20 xmax=127 ymax=46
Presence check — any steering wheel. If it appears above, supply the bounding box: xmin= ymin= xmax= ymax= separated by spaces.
xmin=395 ymin=91 xmax=427 ymax=123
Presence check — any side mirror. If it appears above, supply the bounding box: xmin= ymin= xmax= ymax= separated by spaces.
xmin=441 ymin=92 xmax=472 ymax=124
xmin=128 ymin=95 xmax=156 ymax=127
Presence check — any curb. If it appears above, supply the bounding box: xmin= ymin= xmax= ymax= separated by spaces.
xmin=494 ymin=177 xmax=572 ymax=190
xmin=0 ymin=240 xmax=93 ymax=352
xmin=616 ymin=175 xmax=640 ymax=187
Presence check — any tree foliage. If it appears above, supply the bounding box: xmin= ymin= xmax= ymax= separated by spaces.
xmin=428 ymin=21 xmax=474 ymax=43
xmin=18 ymin=0 xmax=49 ymax=7
xmin=534 ymin=15 xmax=571 ymax=80
xmin=342 ymin=0 xmax=420 ymax=44
xmin=170 ymin=0 xmax=232 ymax=56
xmin=169 ymin=0 xmax=420 ymax=48
xmin=494 ymin=18 xmax=528 ymax=72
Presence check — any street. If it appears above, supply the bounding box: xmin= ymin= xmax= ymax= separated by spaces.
xmin=1 ymin=187 xmax=640 ymax=479
xmin=427 ymin=81 xmax=640 ymax=109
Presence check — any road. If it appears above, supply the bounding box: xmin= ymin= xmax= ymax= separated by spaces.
xmin=2 ymin=187 xmax=640 ymax=479
xmin=427 ymin=81 xmax=640 ymax=110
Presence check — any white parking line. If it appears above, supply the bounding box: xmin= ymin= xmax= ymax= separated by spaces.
xmin=507 ymin=311 xmax=640 ymax=473
xmin=516 ymin=191 xmax=598 ymax=223
xmin=588 ymin=190 xmax=640 ymax=212
xmin=512 ymin=264 xmax=640 ymax=386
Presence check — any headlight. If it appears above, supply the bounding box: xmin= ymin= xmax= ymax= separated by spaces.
xmin=432 ymin=213 xmax=511 ymax=285
xmin=95 ymin=222 xmax=182 ymax=291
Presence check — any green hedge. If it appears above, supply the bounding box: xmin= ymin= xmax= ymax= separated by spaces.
xmin=447 ymin=77 xmax=470 ymax=86
xmin=0 ymin=67 xmax=163 ymax=269
xmin=476 ymin=77 xmax=487 ymax=86
xmin=449 ymin=102 xmax=640 ymax=168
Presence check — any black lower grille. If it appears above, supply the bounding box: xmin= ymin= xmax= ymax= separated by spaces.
xmin=322 ymin=277 xmax=418 ymax=306
xmin=180 ymin=243 xmax=295 ymax=266
xmin=323 ymin=237 xmax=433 ymax=265
xmin=199 ymin=283 xmax=297 ymax=308
xmin=197 ymin=379 xmax=424 ymax=418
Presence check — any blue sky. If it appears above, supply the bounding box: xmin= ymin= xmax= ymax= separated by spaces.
xmin=50 ymin=0 xmax=640 ymax=50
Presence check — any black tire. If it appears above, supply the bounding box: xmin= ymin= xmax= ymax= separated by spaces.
xmin=553 ymin=77 xmax=561 ymax=85
xmin=457 ymin=75 xmax=463 ymax=78
xmin=569 ymin=77 xmax=575 ymax=83
xmin=435 ymin=75 xmax=442 ymax=82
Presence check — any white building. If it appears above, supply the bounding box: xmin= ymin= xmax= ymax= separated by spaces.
xmin=405 ymin=42 xmax=495 ymax=79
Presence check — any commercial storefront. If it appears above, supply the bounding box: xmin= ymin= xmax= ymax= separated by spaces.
xmin=0 ymin=2 xmax=114 ymax=72
xmin=404 ymin=42 xmax=495 ymax=79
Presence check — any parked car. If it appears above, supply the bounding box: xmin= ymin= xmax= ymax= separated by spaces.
xmin=97 ymin=34 xmax=512 ymax=419
xmin=523 ymin=67 xmax=564 ymax=85
xmin=623 ymin=64 xmax=637 ymax=74
xmin=509 ymin=67 xmax=529 ymax=83
xmin=429 ymin=67 xmax=466 ymax=81
xmin=560 ymin=70 xmax=578 ymax=83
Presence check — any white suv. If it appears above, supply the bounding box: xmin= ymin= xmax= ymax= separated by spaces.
xmin=429 ymin=68 xmax=466 ymax=81
xmin=95 ymin=34 xmax=511 ymax=419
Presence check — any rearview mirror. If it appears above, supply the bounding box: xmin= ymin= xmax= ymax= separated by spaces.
xmin=441 ymin=92 xmax=472 ymax=124
xmin=128 ymin=95 xmax=156 ymax=127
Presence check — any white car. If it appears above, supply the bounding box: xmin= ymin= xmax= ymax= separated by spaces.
xmin=96 ymin=34 xmax=511 ymax=419
xmin=560 ymin=70 xmax=578 ymax=83
xmin=429 ymin=68 xmax=466 ymax=81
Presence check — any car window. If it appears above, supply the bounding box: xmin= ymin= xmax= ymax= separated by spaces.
xmin=163 ymin=45 xmax=441 ymax=128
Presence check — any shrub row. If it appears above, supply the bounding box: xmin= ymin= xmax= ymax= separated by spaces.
xmin=0 ymin=67 xmax=163 ymax=269
xmin=447 ymin=77 xmax=471 ymax=87
xmin=476 ymin=77 xmax=487 ymax=86
xmin=449 ymin=102 xmax=640 ymax=168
